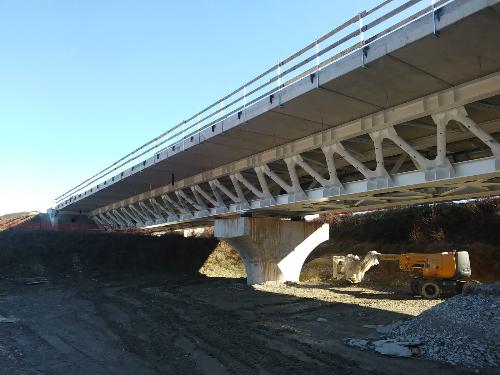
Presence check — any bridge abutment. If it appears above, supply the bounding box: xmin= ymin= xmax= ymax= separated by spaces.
xmin=47 ymin=209 xmax=97 ymax=231
xmin=214 ymin=217 xmax=329 ymax=285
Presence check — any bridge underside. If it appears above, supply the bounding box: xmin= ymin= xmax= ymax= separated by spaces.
xmin=86 ymin=70 xmax=500 ymax=231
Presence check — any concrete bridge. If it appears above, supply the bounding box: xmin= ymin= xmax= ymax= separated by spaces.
xmin=51 ymin=0 xmax=500 ymax=284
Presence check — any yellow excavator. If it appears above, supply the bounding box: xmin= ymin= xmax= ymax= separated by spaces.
xmin=377 ymin=251 xmax=471 ymax=299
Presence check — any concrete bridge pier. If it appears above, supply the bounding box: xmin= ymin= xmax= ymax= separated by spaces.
xmin=214 ymin=217 xmax=329 ymax=285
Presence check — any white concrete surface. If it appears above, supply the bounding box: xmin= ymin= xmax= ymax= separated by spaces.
xmin=215 ymin=217 xmax=329 ymax=284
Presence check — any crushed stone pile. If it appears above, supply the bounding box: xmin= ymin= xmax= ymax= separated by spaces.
xmin=388 ymin=283 xmax=500 ymax=368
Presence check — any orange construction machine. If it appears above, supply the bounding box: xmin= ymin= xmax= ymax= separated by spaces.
xmin=377 ymin=251 xmax=471 ymax=298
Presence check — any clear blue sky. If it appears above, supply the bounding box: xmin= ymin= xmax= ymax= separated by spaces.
xmin=0 ymin=0 xmax=381 ymax=215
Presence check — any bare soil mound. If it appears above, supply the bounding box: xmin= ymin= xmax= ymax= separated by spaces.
xmin=198 ymin=240 xmax=246 ymax=278
xmin=0 ymin=212 xmax=39 ymax=231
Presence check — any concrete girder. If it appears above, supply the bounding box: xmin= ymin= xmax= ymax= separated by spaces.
xmin=376 ymin=125 xmax=455 ymax=181
xmin=211 ymin=178 xmax=239 ymax=204
xmin=176 ymin=190 xmax=202 ymax=212
xmin=433 ymin=106 xmax=500 ymax=157
xmin=113 ymin=209 xmax=133 ymax=227
xmin=234 ymin=171 xmax=267 ymax=199
xmin=98 ymin=213 xmax=115 ymax=229
xmin=161 ymin=193 xmax=188 ymax=216
xmin=94 ymin=141 xmax=500 ymax=226
xmin=94 ymin=114 xmax=500 ymax=229
xmin=92 ymin=215 xmax=111 ymax=231
xmin=171 ymin=192 xmax=195 ymax=221
xmin=229 ymin=175 xmax=249 ymax=204
xmin=105 ymin=212 xmax=125 ymax=228
xmin=149 ymin=197 xmax=174 ymax=218
xmin=254 ymin=168 xmax=273 ymax=198
xmin=207 ymin=181 xmax=229 ymax=214
xmin=192 ymin=185 xmax=213 ymax=210
xmin=328 ymin=142 xmax=392 ymax=190
xmin=91 ymin=69 xmax=500 ymax=221
xmin=190 ymin=186 xmax=208 ymax=210
xmin=139 ymin=201 xmax=161 ymax=221
xmin=390 ymin=153 xmax=408 ymax=174
xmin=90 ymin=67 xmax=500 ymax=229
xmin=206 ymin=182 xmax=225 ymax=207
xmin=129 ymin=204 xmax=150 ymax=223
xmin=121 ymin=207 xmax=142 ymax=226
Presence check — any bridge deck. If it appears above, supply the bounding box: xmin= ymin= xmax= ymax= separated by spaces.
xmin=55 ymin=0 xmax=500 ymax=225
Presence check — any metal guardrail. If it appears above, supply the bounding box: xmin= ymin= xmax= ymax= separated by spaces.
xmin=55 ymin=0 xmax=451 ymax=206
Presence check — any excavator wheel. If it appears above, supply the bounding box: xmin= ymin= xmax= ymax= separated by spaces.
xmin=420 ymin=280 xmax=441 ymax=299
xmin=410 ymin=277 xmax=422 ymax=296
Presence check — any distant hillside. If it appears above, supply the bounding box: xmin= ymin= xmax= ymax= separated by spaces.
xmin=0 ymin=212 xmax=39 ymax=231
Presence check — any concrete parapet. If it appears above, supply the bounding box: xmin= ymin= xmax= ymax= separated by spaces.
xmin=214 ymin=217 xmax=329 ymax=284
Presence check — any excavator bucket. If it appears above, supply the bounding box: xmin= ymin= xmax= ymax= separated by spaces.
xmin=331 ymin=251 xmax=380 ymax=283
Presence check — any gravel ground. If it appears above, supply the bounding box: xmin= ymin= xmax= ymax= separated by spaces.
xmin=0 ymin=275 xmax=474 ymax=375
xmin=388 ymin=283 xmax=500 ymax=369
xmin=254 ymin=281 xmax=442 ymax=316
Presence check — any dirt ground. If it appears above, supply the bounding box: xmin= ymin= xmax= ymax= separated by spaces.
xmin=0 ymin=213 xmax=498 ymax=374
xmin=0 ymin=272 xmax=487 ymax=375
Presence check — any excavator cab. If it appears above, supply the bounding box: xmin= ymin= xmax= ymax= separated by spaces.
xmin=412 ymin=251 xmax=471 ymax=299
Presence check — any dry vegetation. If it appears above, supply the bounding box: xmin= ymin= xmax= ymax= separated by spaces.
xmin=0 ymin=212 xmax=39 ymax=232
xmin=305 ymin=198 xmax=500 ymax=283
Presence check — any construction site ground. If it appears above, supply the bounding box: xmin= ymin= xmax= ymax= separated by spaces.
xmin=1 ymin=272 xmax=475 ymax=375
xmin=0 ymin=201 xmax=498 ymax=374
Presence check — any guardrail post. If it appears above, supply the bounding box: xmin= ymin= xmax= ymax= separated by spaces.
xmin=243 ymin=85 xmax=247 ymax=122
xmin=432 ymin=0 xmax=442 ymax=37
xmin=315 ymin=39 xmax=320 ymax=88
xmin=277 ymin=61 xmax=283 ymax=107
xmin=243 ymin=85 xmax=247 ymax=109
xmin=182 ymin=120 xmax=186 ymax=151
xmin=277 ymin=61 xmax=282 ymax=88
xmin=359 ymin=11 xmax=368 ymax=68
xmin=358 ymin=11 xmax=365 ymax=42
xmin=220 ymin=100 xmax=225 ymax=130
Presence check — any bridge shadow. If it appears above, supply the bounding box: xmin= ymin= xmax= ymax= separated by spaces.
xmin=0 ymin=229 xmax=218 ymax=280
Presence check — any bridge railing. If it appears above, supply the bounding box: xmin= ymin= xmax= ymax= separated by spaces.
xmin=55 ymin=0 xmax=452 ymax=208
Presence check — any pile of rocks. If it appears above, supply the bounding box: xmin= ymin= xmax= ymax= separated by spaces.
xmin=388 ymin=283 xmax=500 ymax=368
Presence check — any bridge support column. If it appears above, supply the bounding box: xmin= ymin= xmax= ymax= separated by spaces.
xmin=214 ymin=217 xmax=329 ymax=285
